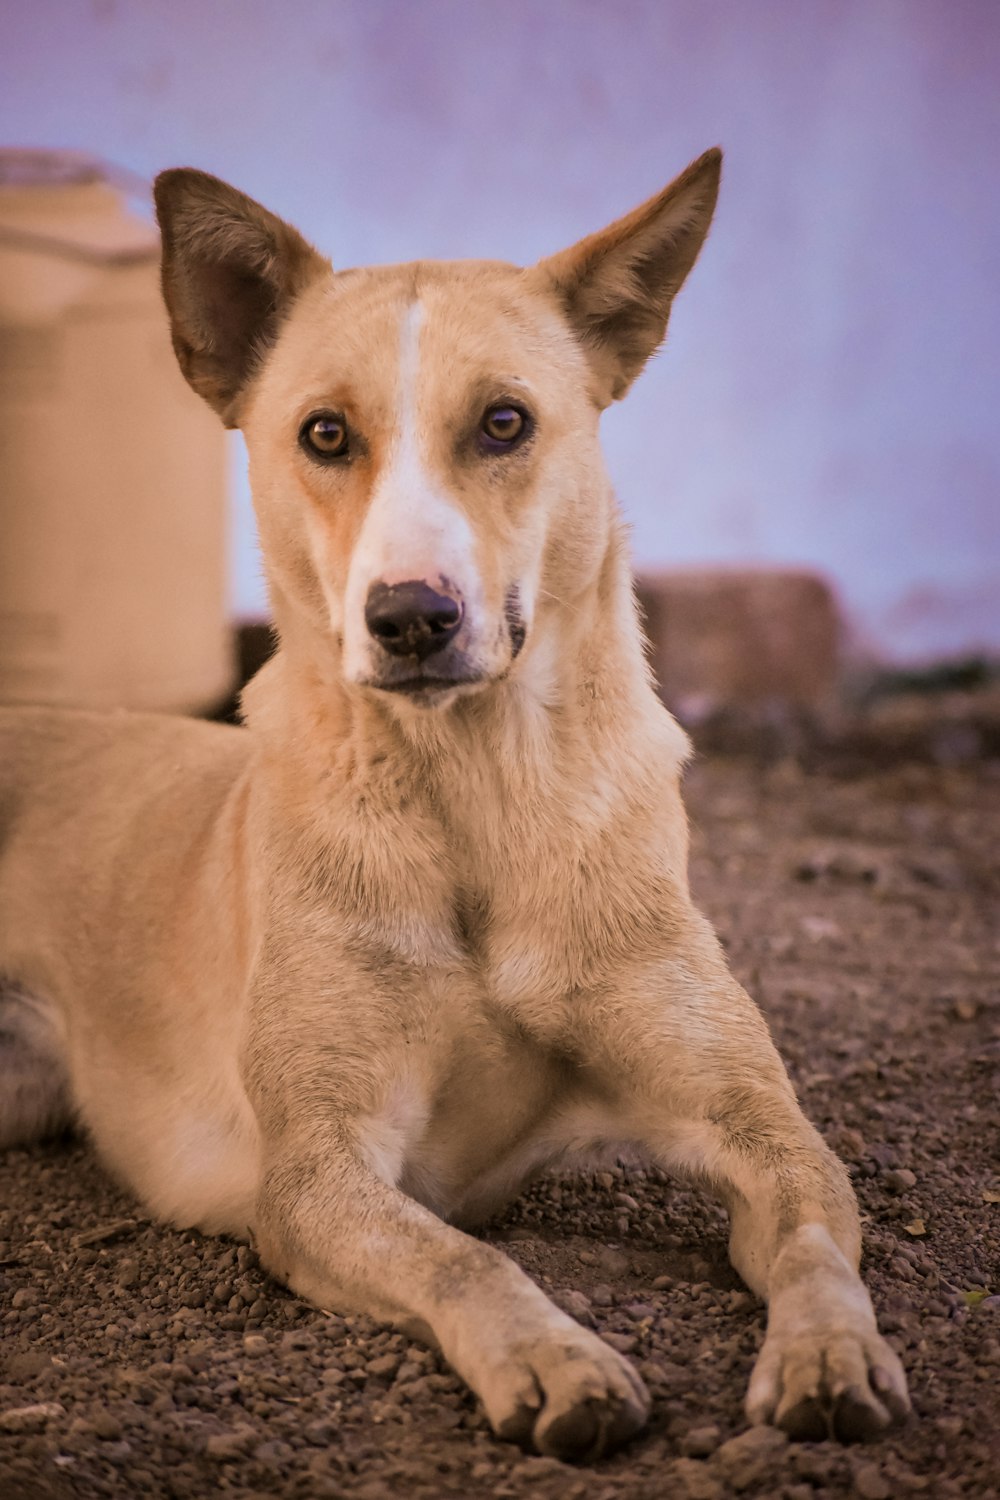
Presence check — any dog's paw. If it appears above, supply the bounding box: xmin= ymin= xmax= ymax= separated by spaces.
xmin=482 ymin=1328 xmax=650 ymax=1461
xmin=746 ymin=1324 xmax=910 ymax=1442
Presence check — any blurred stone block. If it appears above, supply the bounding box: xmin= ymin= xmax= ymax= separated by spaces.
xmin=635 ymin=568 xmax=842 ymax=724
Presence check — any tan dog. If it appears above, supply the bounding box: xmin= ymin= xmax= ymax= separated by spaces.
xmin=0 ymin=149 xmax=910 ymax=1460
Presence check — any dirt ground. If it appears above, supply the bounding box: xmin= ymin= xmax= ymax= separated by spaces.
xmin=1 ymin=732 xmax=998 ymax=1499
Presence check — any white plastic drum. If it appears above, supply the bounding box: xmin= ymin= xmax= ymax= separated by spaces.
xmin=0 ymin=150 xmax=232 ymax=713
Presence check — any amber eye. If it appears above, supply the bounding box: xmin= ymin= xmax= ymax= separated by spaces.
xmin=301 ymin=412 xmax=350 ymax=460
xmin=479 ymin=404 xmax=529 ymax=451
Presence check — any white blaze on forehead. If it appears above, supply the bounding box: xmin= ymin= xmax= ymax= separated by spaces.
xmin=372 ymin=299 xmax=476 ymax=586
xmin=342 ymin=298 xmax=482 ymax=678
xmin=397 ymin=298 xmax=424 ymax=442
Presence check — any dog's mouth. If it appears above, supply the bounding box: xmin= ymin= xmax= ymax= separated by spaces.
xmin=378 ymin=673 xmax=485 ymax=697
xmin=359 ymin=664 xmax=488 ymax=705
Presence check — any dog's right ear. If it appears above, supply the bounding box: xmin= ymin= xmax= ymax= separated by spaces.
xmin=154 ymin=169 xmax=325 ymax=427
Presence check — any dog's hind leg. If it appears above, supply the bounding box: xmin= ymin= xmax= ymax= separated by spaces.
xmin=0 ymin=985 xmax=73 ymax=1148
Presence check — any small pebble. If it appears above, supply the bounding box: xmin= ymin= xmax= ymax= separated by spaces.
xmin=206 ymin=1427 xmax=256 ymax=1461
xmin=715 ymin=1424 xmax=789 ymax=1488
xmin=667 ymin=1456 xmax=724 ymax=1499
xmin=679 ymin=1422 xmax=721 ymax=1457
xmin=603 ymin=1331 xmax=637 ymax=1354
xmin=0 ymin=1402 xmax=65 ymax=1434
xmin=854 ymin=1462 xmax=892 ymax=1500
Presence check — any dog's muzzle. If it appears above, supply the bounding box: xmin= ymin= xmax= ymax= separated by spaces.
xmin=361 ymin=579 xmax=479 ymax=698
xmin=359 ymin=578 xmax=528 ymax=701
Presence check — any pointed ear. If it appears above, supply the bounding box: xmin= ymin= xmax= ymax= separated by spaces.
xmin=153 ymin=169 xmax=325 ymax=427
xmin=538 ymin=147 xmax=721 ymax=405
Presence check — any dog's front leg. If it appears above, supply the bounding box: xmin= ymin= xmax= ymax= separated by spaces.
xmin=240 ymin=957 xmax=648 ymax=1461
xmin=250 ymin=1137 xmax=648 ymax=1458
xmin=595 ymin=920 xmax=911 ymax=1441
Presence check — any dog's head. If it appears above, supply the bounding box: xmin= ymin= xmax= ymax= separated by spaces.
xmin=155 ymin=151 xmax=720 ymax=710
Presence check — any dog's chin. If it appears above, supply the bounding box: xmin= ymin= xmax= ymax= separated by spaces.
xmin=359 ymin=669 xmax=491 ymax=711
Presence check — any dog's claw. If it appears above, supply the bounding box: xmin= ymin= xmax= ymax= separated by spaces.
xmin=777 ymin=1393 xmax=830 ymax=1442
xmin=831 ymin=1384 xmax=892 ymax=1443
xmin=494 ymin=1369 xmax=543 ymax=1449
xmin=748 ymin=1326 xmax=910 ymax=1443
xmin=484 ymin=1329 xmax=650 ymax=1461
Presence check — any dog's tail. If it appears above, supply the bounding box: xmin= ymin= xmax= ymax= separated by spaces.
xmin=0 ymin=984 xmax=73 ymax=1148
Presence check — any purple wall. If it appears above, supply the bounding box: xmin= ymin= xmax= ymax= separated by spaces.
xmin=4 ymin=0 xmax=999 ymax=662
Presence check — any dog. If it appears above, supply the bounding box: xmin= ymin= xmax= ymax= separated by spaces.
xmin=0 ymin=148 xmax=910 ymax=1460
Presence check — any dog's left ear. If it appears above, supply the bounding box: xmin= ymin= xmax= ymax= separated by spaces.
xmin=154 ymin=169 xmax=326 ymax=427
xmin=538 ymin=147 xmax=721 ymax=405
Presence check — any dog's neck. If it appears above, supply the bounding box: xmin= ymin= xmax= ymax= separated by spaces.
xmin=244 ymin=525 xmax=688 ymax=853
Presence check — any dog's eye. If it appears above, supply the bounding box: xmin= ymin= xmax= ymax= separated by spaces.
xmin=479 ymin=404 xmax=529 ymax=451
xmin=301 ymin=413 xmax=350 ymax=460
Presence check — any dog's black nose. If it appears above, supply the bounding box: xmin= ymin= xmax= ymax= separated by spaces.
xmin=365 ymin=580 xmax=464 ymax=660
